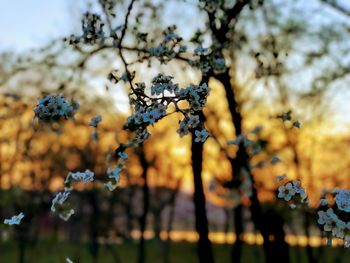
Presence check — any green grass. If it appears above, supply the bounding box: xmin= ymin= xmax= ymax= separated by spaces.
xmin=0 ymin=240 xmax=349 ymax=263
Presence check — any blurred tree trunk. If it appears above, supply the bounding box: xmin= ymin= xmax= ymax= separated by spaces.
xmin=231 ymin=204 xmax=243 ymax=263
xmin=154 ymin=209 xmax=162 ymax=241
xmin=223 ymin=207 xmax=231 ymax=244
xmin=261 ymin=209 xmax=290 ymax=263
xmin=163 ymin=178 xmax=182 ymax=263
xmin=205 ymin=2 xmax=250 ymax=261
xmin=104 ymin=190 xmax=122 ymax=263
xmin=217 ymin=69 xmax=290 ymax=262
xmin=88 ymin=190 xmax=100 ymax=263
xmin=138 ymin=147 xmax=150 ymax=263
xmin=215 ymin=70 xmax=248 ymax=263
xmin=190 ymin=109 xmax=215 ymax=263
xmin=275 ymin=75 xmax=316 ymax=263
xmin=18 ymin=229 xmax=26 ymax=263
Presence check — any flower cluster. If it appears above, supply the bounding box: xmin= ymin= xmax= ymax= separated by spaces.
xmin=194 ymin=129 xmax=210 ymax=143
xmin=51 ymin=191 xmax=74 ymax=221
xmin=51 ymin=191 xmax=70 ymax=212
xmin=240 ymin=168 xmax=253 ymax=197
xmin=104 ymin=166 xmax=121 ymax=191
xmin=318 ymin=208 xmax=350 ymax=247
xmin=89 ymin=115 xmax=102 ymax=127
xmin=89 ymin=115 xmax=103 ymax=141
xmin=277 ymin=110 xmax=301 ymax=128
xmin=126 ymin=103 xmax=167 ymax=131
xmin=175 ymin=83 xmax=210 ymax=111
xmin=228 ymin=134 xmax=252 ymax=147
xmin=118 ymin=152 xmax=128 ymax=159
xmin=198 ymin=0 xmax=223 ymax=12
xmin=151 ymin=74 xmax=179 ymax=96
xmin=275 ymin=174 xmax=287 ymax=182
xmin=147 ymin=26 xmax=183 ymax=63
xmin=190 ymin=47 xmax=226 ymax=74
xmin=335 ymin=189 xmax=350 ymax=213
xmin=317 ymin=189 xmax=350 ymax=247
xmin=124 ymin=74 xmax=210 ymax=147
xmin=34 ymin=94 xmax=79 ymax=122
xmin=277 ymin=180 xmax=307 ymax=206
xmin=3 ymin=212 xmax=24 ymax=225
xmin=177 ymin=115 xmax=200 ymax=137
xmin=64 ymin=169 xmax=95 ymax=191
xmin=68 ymin=12 xmax=105 ymax=45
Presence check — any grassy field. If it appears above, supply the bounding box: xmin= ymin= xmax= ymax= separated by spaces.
xmin=1 ymin=240 xmax=349 ymax=263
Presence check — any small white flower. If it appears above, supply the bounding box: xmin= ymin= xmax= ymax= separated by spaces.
xmin=34 ymin=94 xmax=79 ymax=122
xmin=89 ymin=115 xmax=102 ymax=127
xmin=107 ymin=167 xmax=120 ymax=181
xmin=278 ymin=183 xmax=295 ymax=201
xmin=135 ymin=129 xmax=150 ymax=143
xmin=271 ymin=156 xmax=281 ymax=164
xmin=51 ymin=191 xmax=71 ymax=212
xmin=317 ymin=210 xmax=330 ymax=225
xmin=4 ymin=212 xmax=24 ymax=225
xmin=188 ymin=115 xmax=200 ymax=128
xmin=194 ymin=129 xmax=209 ymax=143
xmin=276 ymin=174 xmax=287 ymax=182
xmin=65 ymin=170 xmax=94 ymax=190
xmin=118 ymin=152 xmax=128 ymax=159
xmin=320 ymin=198 xmax=328 ymax=206
xmin=194 ymin=46 xmax=208 ymax=55
xmin=104 ymin=182 xmax=118 ymax=191
xmin=105 ymin=167 xmax=121 ymax=191
xmin=143 ymin=111 xmax=156 ymax=124
xmin=335 ymin=189 xmax=350 ymax=213
xmin=177 ymin=121 xmax=189 ymax=137
xmin=59 ymin=209 xmax=75 ymax=221
xmin=66 ymin=258 xmax=73 ymax=263
xmin=228 ymin=134 xmax=244 ymax=145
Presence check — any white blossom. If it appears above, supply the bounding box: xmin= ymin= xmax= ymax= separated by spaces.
xmin=194 ymin=129 xmax=209 ymax=143
xmin=34 ymin=94 xmax=79 ymax=122
xmin=65 ymin=169 xmax=94 ymax=190
xmin=320 ymin=198 xmax=328 ymax=206
xmin=59 ymin=209 xmax=75 ymax=221
xmin=278 ymin=183 xmax=295 ymax=201
xmin=104 ymin=167 xmax=121 ymax=191
xmin=276 ymin=174 xmax=287 ymax=182
xmin=118 ymin=152 xmax=128 ymax=159
xmin=4 ymin=212 xmax=24 ymax=225
xmin=89 ymin=115 xmax=102 ymax=127
xmin=335 ymin=189 xmax=350 ymax=213
xmin=271 ymin=156 xmax=281 ymax=164
xmin=51 ymin=191 xmax=71 ymax=212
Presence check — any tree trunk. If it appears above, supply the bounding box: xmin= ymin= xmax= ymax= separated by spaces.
xmin=231 ymin=204 xmax=243 ymax=263
xmin=216 ymin=69 xmax=290 ymax=262
xmin=260 ymin=209 xmax=290 ymax=263
xmin=88 ymin=191 xmax=100 ymax=263
xmin=154 ymin=210 xmax=162 ymax=241
xmin=163 ymin=178 xmax=181 ymax=263
xmin=138 ymin=148 xmax=149 ymax=263
xmin=191 ymin=123 xmax=215 ymax=263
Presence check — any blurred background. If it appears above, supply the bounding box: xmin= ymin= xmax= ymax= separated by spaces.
xmin=0 ymin=0 xmax=350 ymax=262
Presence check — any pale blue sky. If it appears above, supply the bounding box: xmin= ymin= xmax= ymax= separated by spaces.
xmin=0 ymin=0 xmax=200 ymax=52
xmin=0 ymin=0 xmax=75 ymax=52
xmin=0 ymin=0 xmax=349 ymax=130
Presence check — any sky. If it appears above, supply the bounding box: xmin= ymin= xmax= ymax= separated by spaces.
xmin=0 ymin=0 xmax=349 ymax=131
xmin=0 ymin=0 xmax=75 ymax=52
xmin=0 ymin=0 xmax=200 ymax=52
